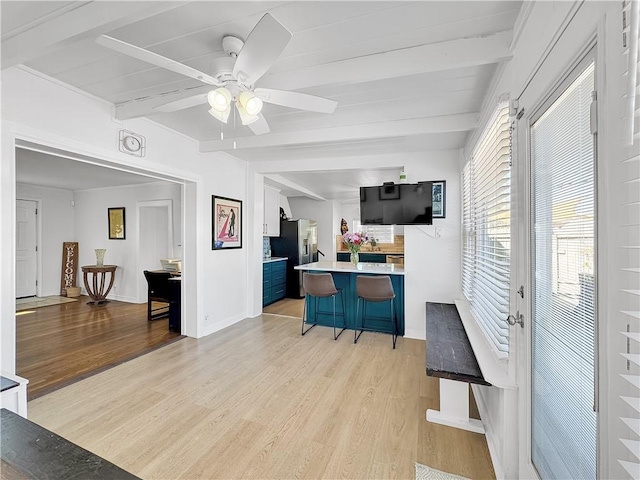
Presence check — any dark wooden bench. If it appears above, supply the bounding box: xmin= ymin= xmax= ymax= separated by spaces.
xmin=426 ymin=302 xmax=491 ymax=386
xmin=1 ymin=408 xmax=140 ymax=479
xmin=425 ymin=302 xmax=490 ymax=433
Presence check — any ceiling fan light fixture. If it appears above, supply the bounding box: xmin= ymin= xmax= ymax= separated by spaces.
xmin=208 ymin=88 xmax=232 ymax=112
xmin=238 ymin=91 xmax=263 ymax=116
xmin=208 ymin=107 xmax=230 ymax=124
xmin=236 ymin=102 xmax=259 ymax=125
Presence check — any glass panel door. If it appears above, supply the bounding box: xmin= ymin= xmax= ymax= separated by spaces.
xmin=529 ymin=57 xmax=597 ymax=479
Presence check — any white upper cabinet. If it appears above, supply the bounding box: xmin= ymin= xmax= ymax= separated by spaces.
xmin=263 ymin=186 xmax=280 ymax=237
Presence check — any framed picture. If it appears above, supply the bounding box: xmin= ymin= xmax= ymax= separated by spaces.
xmin=108 ymin=207 xmax=126 ymax=239
xmin=212 ymin=195 xmax=242 ymax=250
xmin=432 ymin=181 xmax=446 ymax=218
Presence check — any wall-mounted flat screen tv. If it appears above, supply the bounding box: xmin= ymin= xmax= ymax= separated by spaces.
xmin=360 ymin=182 xmax=433 ymax=225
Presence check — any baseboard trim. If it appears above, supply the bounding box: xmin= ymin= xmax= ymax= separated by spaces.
xmin=105 ymin=294 xmax=138 ymax=304
xmin=403 ymin=327 xmax=425 ymax=340
xmin=471 ymin=384 xmax=505 ymax=480
xmin=201 ymin=313 xmax=245 ymax=338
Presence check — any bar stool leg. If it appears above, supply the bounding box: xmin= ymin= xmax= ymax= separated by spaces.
xmin=333 ymin=291 xmax=346 ymax=340
xmin=354 ymin=297 xmax=367 ymax=344
xmin=301 ymin=293 xmax=317 ymax=336
xmin=354 ymin=297 xmax=363 ymax=344
xmin=391 ymin=298 xmax=397 ymax=349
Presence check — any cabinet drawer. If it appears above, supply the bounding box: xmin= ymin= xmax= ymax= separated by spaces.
xmin=271 ymin=260 xmax=286 ymax=274
xmin=271 ymin=284 xmax=286 ymax=301
xmin=272 ymin=269 xmax=286 ymax=285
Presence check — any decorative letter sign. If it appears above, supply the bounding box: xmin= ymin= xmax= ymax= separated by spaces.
xmin=60 ymin=242 xmax=79 ymax=296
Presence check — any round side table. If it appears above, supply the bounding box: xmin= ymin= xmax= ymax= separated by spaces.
xmin=81 ymin=265 xmax=117 ymax=305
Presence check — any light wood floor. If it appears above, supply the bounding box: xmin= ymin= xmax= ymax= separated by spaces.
xmin=28 ymin=314 xmax=495 ymax=480
xmin=263 ymin=297 xmax=305 ymax=317
xmin=17 ymin=296 xmax=183 ymax=400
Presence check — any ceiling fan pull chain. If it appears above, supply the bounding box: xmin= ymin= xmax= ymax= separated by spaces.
xmin=233 ymin=104 xmax=237 ymax=149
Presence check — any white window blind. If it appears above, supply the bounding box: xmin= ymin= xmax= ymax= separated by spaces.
xmin=530 ymin=57 xmax=596 ymax=480
xmin=619 ymin=1 xmax=640 ymax=478
xmin=352 ymin=221 xmax=394 ymax=244
xmin=462 ymin=103 xmax=511 ymax=354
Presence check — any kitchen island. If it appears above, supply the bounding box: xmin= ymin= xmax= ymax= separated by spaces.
xmin=294 ymin=261 xmax=405 ymax=335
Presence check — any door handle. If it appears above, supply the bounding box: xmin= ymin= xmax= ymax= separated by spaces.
xmin=505 ymin=311 xmax=525 ymax=328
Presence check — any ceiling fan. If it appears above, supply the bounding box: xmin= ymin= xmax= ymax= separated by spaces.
xmin=96 ymin=13 xmax=338 ymax=135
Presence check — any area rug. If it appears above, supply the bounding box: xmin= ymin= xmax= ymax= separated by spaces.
xmin=415 ymin=463 xmax=471 ymax=480
xmin=16 ymin=295 xmax=78 ymax=311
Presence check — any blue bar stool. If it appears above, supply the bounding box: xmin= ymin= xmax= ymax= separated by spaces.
xmin=354 ymin=275 xmax=397 ymax=349
xmin=301 ymin=272 xmax=346 ymax=340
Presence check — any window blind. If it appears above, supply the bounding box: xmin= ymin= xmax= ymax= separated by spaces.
xmin=352 ymin=221 xmax=394 ymax=244
xmin=619 ymin=1 xmax=640 ymax=478
xmin=530 ymin=58 xmax=596 ymax=480
xmin=462 ymin=103 xmax=511 ymax=354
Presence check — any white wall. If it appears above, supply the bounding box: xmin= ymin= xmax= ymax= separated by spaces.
xmin=1 ymin=66 xmax=252 ymax=372
xmin=16 ymin=183 xmax=75 ymax=296
xmin=402 ymin=151 xmax=461 ymax=339
xmin=74 ymin=182 xmax=181 ymax=303
xmin=279 ymin=194 xmax=292 ymax=219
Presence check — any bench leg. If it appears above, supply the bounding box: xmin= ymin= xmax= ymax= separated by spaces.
xmin=426 ymin=378 xmax=485 ymax=434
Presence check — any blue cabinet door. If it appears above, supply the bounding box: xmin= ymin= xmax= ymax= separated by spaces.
xmin=262 ymin=263 xmax=272 ymax=307
xmin=264 ymin=260 xmax=287 ymax=306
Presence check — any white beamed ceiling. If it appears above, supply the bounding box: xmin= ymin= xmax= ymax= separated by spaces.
xmin=2 ymin=1 xmax=521 ymax=199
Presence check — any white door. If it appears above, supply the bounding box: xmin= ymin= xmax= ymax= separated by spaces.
xmin=16 ymin=200 xmax=37 ymax=298
xmin=516 ymin=50 xmax=598 ymax=478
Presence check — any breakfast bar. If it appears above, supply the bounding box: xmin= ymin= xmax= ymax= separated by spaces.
xmin=294 ymin=261 xmax=405 ymax=335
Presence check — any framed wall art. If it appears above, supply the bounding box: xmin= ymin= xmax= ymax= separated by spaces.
xmin=108 ymin=207 xmax=126 ymax=239
xmin=212 ymin=195 xmax=242 ymax=250
xmin=432 ymin=181 xmax=446 ymax=218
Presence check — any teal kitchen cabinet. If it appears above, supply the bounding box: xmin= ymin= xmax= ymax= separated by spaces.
xmin=263 ymin=258 xmax=287 ymax=307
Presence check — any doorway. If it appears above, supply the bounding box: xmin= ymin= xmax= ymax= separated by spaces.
xmin=516 ymin=48 xmax=598 ymax=478
xmin=137 ymin=200 xmax=175 ymax=303
xmin=13 ymin=141 xmax=195 ymax=398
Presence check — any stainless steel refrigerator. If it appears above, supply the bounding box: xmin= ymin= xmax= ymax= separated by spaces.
xmin=270 ymin=219 xmax=318 ymax=298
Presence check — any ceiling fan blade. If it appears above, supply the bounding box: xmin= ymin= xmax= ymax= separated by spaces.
xmin=153 ymin=94 xmax=208 ymax=113
xmin=233 ymin=14 xmax=292 ymax=86
xmin=96 ymin=35 xmax=222 ymax=86
xmin=254 ymin=88 xmax=337 ymax=114
xmin=248 ymin=114 xmax=270 ymax=135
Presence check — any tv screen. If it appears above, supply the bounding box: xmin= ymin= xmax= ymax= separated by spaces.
xmin=360 ymin=182 xmax=433 ymax=225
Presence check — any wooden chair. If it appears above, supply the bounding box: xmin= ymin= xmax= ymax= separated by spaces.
xmin=143 ymin=270 xmax=171 ymax=321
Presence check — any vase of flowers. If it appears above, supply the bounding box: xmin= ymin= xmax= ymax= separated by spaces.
xmin=343 ymin=232 xmax=369 ymax=265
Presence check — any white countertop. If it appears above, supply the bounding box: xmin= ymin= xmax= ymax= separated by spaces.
xmin=294 ymin=261 xmax=405 ymax=275
xmin=263 ymin=257 xmax=287 ymax=263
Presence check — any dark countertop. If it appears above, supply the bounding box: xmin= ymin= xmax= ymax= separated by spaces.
xmin=0 ymin=376 xmax=19 ymax=392
xmin=0 ymin=408 xmax=140 ymax=480
xmin=425 ymin=303 xmax=490 ymax=386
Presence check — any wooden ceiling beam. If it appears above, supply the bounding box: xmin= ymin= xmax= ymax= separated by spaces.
xmin=199 ymin=112 xmax=478 ymax=152
xmin=264 ymin=175 xmax=326 ymax=201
